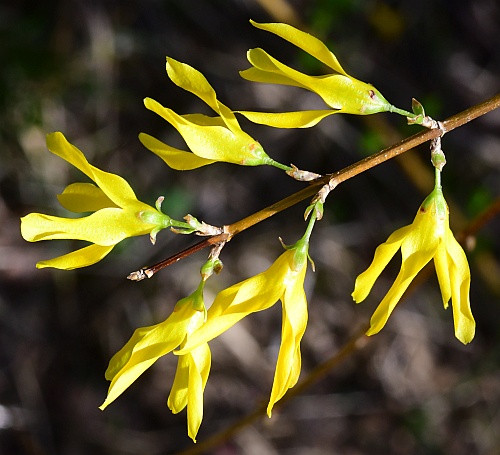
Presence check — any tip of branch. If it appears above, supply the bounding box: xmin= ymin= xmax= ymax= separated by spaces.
xmin=127 ymin=268 xmax=154 ymax=281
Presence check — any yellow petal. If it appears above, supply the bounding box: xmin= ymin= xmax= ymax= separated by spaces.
xmin=57 ymin=183 xmax=118 ymax=212
xmin=250 ymin=20 xmax=348 ymax=75
xmin=187 ymin=344 xmax=211 ymax=442
xmin=434 ymin=242 xmax=452 ymax=308
xmin=35 ymin=244 xmax=114 ymax=270
xmin=237 ymin=110 xmax=338 ymax=128
xmin=401 ymin=212 xmax=441 ymax=256
xmin=166 ymin=57 xmax=219 ymax=111
xmin=240 ymin=66 xmax=308 ymax=88
xmin=46 ymin=133 xmax=146 ymax=210
xmin=166 ymin=58 xmax=241 ymax=134
xmin=21 ymin=208 xmax=153 ymax=245
xmin=367 ymin=248 xmax=435 ymax=336
xmin=244 ymin=48 xmax=310 ymax=90
xmin=182 ymin=113 xmax=227 ymax=127
xmin=100 ymin=304 xmax=195 ymax=410
xmin=168 ymin=355 xmax=190 ymax=413
xmin=139 ymin=133 xmax=216 ymax=170
xmin=446 ymin=233 xmax=475 ymax=344
xmin=268 ymin=268 xmax=307 ymax=416
xmin=352 ymin=225 xmax=411 ymax=303
xmin=104 ymin=324 xmax=159 ymax=381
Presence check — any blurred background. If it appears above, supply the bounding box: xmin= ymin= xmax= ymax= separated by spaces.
xmin=1 ymin=0 xmax=500 ymax=454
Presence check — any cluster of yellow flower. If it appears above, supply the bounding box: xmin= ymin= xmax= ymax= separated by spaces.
xmin=20 ymin=21 xmax=474 ymax=441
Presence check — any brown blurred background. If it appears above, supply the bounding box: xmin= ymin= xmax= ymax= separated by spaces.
xmin=1 ymin=0 xmax=500 ymax=454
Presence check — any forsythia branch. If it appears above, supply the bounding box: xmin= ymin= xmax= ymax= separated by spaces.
xmin=129 ymin=93 xmax=500 ymax=279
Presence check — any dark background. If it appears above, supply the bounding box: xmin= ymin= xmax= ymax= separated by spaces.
xmin=1 ymin=0 xmax=500 ymax=454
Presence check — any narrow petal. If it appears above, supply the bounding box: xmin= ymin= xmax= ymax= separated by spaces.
xmin=104 ymin=324 xmax=160 ymax=381
xmin=186 ymin=344 xmax=211 ymax=442
xmin=240 ymin=66 xmax=308 ymax=88
xmin=367 ymin=248 xmax=434 ymax=336
xmin=352 ymin=225 xmax=412 ymax=303
xmin=166 ymin=58 xmax=241 ymax=135
xmin=168 ymin=355 xmax=190 ymax=412
xmin=434 ymin=242 xmax=452 ymax=308
xmin=166 ymin=57 xmax=220 ymax=112
xmin=268 ymin=267 xmax=308 ymax=416
xmin=244 ymin=49 xmax=309 ymax=89
xmin=446 ymin=234 xmax=475 ymax=344
xmin=100 ymin=304 xmax=195 ymax=409
xmin=35 ymin=244 xmax=114 ymax=270
xmin=250 ymin=20 xmax=348 ymax=75
xmin=57 ymin=183 xmax=118 ymax=212
xmin=237 ymin=110 xmax=338 ymax=128
xmin=21 ymin=208 xmax=153 ymax=245
xmin=182 ymin=113 xmax=227 ymax=127
xmin=139 ymin=133 xmax=216 ymax=170
xmin=46 ymin=133 xmax=146 ymax=210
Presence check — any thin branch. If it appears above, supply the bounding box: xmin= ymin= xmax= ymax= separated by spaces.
xmin=129 ymin=93 xmax=500 ymax=278
xmin=456 ymin=197 xmax=500 ymax=244
xmin=127 ymin=237 xmax=226 ymax=281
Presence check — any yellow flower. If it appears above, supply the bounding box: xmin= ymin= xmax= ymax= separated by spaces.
xmin=20 ymin=132 xmax=173 ymax=270
xmin=352 ymin=184 xmax=475 ymax=344
xmin=238 ymin=20 xmax=397 ymax=128
xmin=177 ymin=238 xmax=310 ymax=416
xmin=139 ymin=58 xmax=288 ymax=171
xmin=100 ymin=288 xmax=211 ymax=442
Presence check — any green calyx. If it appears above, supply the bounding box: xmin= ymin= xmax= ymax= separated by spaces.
xmin=138 ymin=196 xmax=198 ymax=243
xmin=420 ymin=170 xmax=447 ymax=219
xmin=174 ymin=281 xmax=206 ymax=313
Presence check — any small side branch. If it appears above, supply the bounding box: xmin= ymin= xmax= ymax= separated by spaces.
xmin=127 ymin=235 xmax=229 ymax=281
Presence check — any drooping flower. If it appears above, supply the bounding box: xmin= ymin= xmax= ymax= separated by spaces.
xmin=238 ymin=20 xmax=404 ymax=128
xmin=139 ymin=57 xmax=289 ymax=171
xmin=100 ymin=285 xmax=211 ymax=442
xmin=20 ymin=132 xmax=177 ymax=270
xmin=352 ymin=179 xmax=475 ymax=344
xmin=177 ymin=237 xmax=310 ymax=416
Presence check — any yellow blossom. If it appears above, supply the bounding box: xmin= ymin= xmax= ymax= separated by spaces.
xmin=20 ymin=132 xmax=174 ymax=270
xmin=177 ymin=238 xmax=310 ymax=416
xmin=238 ymin=20 xmax=399 ymax=128
xmin=100 ymin=287 xmax=211 ymax=442
xmin=139 ymin=58 xmax=289 ymax=171
xmin=352 ymin=183 xmax=475 ymax=344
